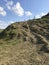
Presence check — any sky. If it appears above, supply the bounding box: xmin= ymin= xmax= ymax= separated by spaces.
xmin=0 ymin=0 xmax=49 ymax=29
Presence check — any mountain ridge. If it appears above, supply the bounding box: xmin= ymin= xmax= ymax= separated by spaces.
xmin=0 ymin=14 xmax=49 ymax=65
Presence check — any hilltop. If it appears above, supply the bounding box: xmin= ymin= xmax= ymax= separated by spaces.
xmin=0 ymin=13 xmax=49 ymax=65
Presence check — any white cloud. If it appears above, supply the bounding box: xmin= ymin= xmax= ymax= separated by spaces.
xmin=12 ymin=2 xmax=24 ymax=16
xmin=4 ymin=0 xmax=32 ymax=17
xmin=35 ymin=15 xmax=41 ymax=19
xmin=25 ymin=11 xmax=32 ymax=16
xmin=9 ymin=21 xmax=14 ymax=24
xmin=0 ymin=6 xmax=6 ymax=16
xmin=0 ymin=20 xmax=14 ymax=29
xmin=35 ymin=12 xmax=47 ymax=19
xmin=0 ymin=20 xmax=8 ymax=29
xmin=6 ymin=0 xmax=13 ymax=10
xmin=41 ymin=12 xmax=47 ymax=16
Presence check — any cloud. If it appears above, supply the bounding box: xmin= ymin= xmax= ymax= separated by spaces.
xmin=35 ymin=15 xmax=41 ymax=19
xmin=6 ymin=0 xmax=13 ymax=10
xmin=41 ymin=12 xmax=47 ymax=16
xmin=0 ymin=20 xmax=14 ymax=29
xmin=4 ymin=0 xmax=13 ymax=10
xmin=12 ymin=2 xmax=24 ymax=16
xmin=25 ymin=11 xmax=32 ymax=16
xmin=0 ymin=6 xmax=6 ymax=16
xmin=4 ymin=0 xmax=32 ymax=17
xmin=9 ymin=21 xmax=14 ymax=24
xmin=0 ymin=20 xmax=8 ymax=29
xmin=35 ymin=12 xmax=47 ymax=19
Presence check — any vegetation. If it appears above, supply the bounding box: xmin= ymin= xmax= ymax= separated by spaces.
xmin=0 ymin=29 xmax=3 ymax=33
xmin=0 ymin=13 xmax=49 ymax=65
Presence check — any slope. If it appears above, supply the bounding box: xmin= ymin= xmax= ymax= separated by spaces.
xmin=0 ymin=13 xmax=49 ymax=65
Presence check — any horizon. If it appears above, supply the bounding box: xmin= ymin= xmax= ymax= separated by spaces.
xmin=0 ymin=0 xmax=49 ymax=29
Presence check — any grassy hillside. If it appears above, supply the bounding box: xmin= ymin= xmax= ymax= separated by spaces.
xmin=0 ymin=29 xmax=3 ymax=33
xmin=0 ymin=13 xmax=49 ymax=65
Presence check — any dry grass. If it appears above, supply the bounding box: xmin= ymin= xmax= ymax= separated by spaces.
xmin=0 ymin=14 xmax=49 ymax=65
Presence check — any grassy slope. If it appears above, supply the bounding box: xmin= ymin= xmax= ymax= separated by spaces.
xmin=0 ymin=14 xmax=49 ymax=65
xmin=0 ymin=29 xmax=3 ymax=33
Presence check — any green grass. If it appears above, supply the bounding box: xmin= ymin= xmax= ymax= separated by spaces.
xmin=0 ymin=29 xmax=3 ymax=33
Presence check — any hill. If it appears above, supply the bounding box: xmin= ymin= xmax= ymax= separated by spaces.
xmin=0 ymin=29 xmax=3 ymax=33
xmin=0 ymin=13 xmax=49 ymax=65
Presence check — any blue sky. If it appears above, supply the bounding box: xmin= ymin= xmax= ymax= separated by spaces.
xmin=0 ymin=0 xmax=49 ymax=29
